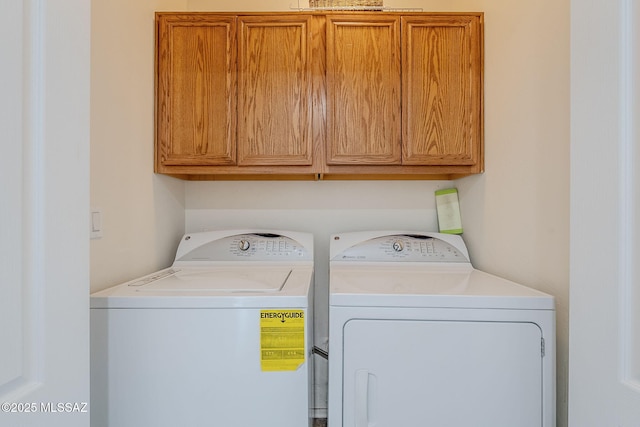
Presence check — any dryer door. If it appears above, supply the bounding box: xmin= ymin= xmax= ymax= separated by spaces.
xmin=342 ymin=319 xmax=543 ymax=427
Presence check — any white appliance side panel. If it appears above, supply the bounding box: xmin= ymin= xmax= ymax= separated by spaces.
xmin=342 ymin=320 xmax=543 ymax=427
xmin=91 ymin=308 xmax=311 ymax=427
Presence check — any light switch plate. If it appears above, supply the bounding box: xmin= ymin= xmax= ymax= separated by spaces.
xmin=90 ymin=208 xmax=103 ymax=239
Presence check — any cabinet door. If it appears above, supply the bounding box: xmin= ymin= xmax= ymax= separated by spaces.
xmin=326 ymin=15 xmax=401 ymax=165
xmin=238 ymin=16 xmax=313 ymax=166
xmin=156 ymin=14 xmax=236 ymax=167
xmin=402 ymin=15 xmax=482 ymax=165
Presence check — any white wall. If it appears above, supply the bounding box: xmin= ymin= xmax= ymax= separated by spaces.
xmin=91 ymin=0 xmax=570 ymax=424
xmin=455 ymin=2 xmax=570 ymax=424
xmin=2 ymin=1 xmax=90 ymax=424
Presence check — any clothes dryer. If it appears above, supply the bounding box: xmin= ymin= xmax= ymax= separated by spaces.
xmin=91 ymin=229 xmax=314 ymax=427
xmin=328 ymin=231 xmax=555 ymax=427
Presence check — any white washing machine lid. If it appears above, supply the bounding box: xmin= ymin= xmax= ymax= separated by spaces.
xmin=91 ymin=229 xmax=314 ymax=309
xmin=133 ymin=266 xmax=292 ymax=292
xmin=330 ymin=264 xmax=554 ymax=310
xmin=91 ymin=265 xmax=312 ymax=309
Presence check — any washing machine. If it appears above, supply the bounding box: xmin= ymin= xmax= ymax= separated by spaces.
xmin=328 ymin=231 xmax=555 ymax=427
xmin=90 ymin=229 xmax=314 ymax=427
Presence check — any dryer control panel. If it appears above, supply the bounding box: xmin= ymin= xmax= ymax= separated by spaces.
xmin=175 ymin=232 xmax=312 ymax=263
xmin=331 ymin=233 xmax=470 ymax=263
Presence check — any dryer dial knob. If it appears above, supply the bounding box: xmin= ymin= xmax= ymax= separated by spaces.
xmin=238 ymin=240 xmax=251 ymax=251
xmin=392 ymin=241 xmax=404 ymax=252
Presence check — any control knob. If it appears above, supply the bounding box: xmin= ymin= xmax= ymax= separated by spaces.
xmin=392 ymin=241 xmax=404 ymax=252
xmin=238 ymin=240 xmax=251 ymax=251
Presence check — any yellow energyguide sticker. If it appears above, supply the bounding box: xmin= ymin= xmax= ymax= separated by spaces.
xmin=260 ymin=309 xmax=305 ymax=371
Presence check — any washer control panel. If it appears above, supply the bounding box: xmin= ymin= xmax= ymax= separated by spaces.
xmin=176 ymin=233 xmax=312 ymax=262
xmin=333 ymin=234 xmax=469 ymax=263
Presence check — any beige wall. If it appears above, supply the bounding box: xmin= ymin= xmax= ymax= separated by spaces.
xmin=91 ymin=0 xmax=570 ymax=424
xmin=90 ymin=0 xmax=187 ymax=290
xmin=456 ymin=2 xmax=570 ymax=424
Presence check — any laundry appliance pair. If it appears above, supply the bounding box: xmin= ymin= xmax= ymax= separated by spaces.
xmin=91 ymin=229 xmax=555 ymax=427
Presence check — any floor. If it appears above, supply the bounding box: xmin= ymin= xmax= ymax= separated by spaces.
xmin=313 ymin=419 xmax=327 ymax=427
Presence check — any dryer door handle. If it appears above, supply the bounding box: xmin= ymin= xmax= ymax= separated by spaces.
xmin=355 ymin=369 xmax=376 ymax=427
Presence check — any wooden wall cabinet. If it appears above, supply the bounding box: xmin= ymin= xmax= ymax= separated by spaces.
xmin=155 ymin=12 xmax=483 ymax=180
xmin=156 ymin=13 xmax=320 ymax=177
xmin=323 ymin=13 xmax=483 ymax=177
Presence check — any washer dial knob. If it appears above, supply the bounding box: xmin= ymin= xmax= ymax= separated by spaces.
xmin=392 ymin=241 xmax=404 ymax=252
xmin=238 ymin=240 xmax=251 ymax=251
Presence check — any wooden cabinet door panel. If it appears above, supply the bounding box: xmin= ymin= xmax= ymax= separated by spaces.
xmin=238 ymin=16 xmax=313 ymax=166
xmin=326 ymin=15 xmax=401 ymax=165
xmin=402 ymin=15 xmax=482 ymax=165
xmin=157 ymin=14 xmax=236 ymax=166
